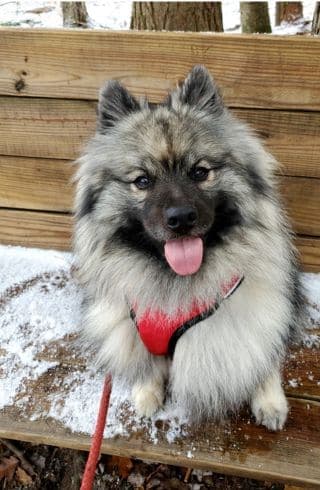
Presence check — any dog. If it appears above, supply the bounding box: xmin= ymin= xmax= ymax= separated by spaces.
xmin=74 ymin=66 xmax=304 ymax=430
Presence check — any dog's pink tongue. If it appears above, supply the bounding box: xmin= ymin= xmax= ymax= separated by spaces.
xmin=164 ymin=237 xmax=203 ymax=276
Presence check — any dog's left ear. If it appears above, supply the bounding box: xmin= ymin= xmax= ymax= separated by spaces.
xmin=97 ymin=80 xmax=140 ymax=132
xmin=169 ymin=65 xmax=224 ymax=115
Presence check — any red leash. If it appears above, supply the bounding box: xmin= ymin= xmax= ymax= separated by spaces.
xmin=80 ymin=375 xmax=112 ymax=490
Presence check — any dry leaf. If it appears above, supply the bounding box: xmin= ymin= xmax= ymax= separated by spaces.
xmin=0 ymin=456 xmax=18 ymax=481
xmin=106 ymin=455 xmax=133 ymax=479
xmin=15 ymin=466 xmax=33 ymax=486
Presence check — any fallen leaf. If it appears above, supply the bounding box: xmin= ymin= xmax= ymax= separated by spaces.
xmin=0 ymin=456 xmax=18 ymax=481
xmin=106 ymin=455 xmax=133 ymax=479
xmin=15 ymin=466 xmax=33 ymax=486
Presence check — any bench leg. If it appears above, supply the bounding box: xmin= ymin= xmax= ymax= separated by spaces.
xmin=251 ymin=369 xmax=288 ymax=431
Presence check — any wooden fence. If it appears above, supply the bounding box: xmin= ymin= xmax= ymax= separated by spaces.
xmin=0 ymin=29 xmax=319 ymax=270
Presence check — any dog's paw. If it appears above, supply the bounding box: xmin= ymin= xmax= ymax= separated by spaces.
xmin=251 ymin=387 xmax=288 ymax=431
xmin=132 ymin=381 xmax=164 ymax=417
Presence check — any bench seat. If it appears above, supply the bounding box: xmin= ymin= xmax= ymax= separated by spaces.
xmin=0 ymin=245 xmax=319 ymax=487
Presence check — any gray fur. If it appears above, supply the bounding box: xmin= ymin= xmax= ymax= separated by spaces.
xmin=74 ymin=66 xmax=304 ymax=427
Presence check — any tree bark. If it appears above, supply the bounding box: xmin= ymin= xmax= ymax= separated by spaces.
xmin=312 ymin=2 xmax=320 ymax=34
xmin=130 ymin=2 xmax=223 ymax=32
xmin=275 ymin=2 xmax=303 ymax=26
xmin=240 ymin=2 xmax=271 ymax=33
xmin=61 ymin=2 xmax=89 ymax=28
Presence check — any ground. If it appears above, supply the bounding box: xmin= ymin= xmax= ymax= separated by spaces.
xmin=0 ymin=440 xmax=285 ymax=489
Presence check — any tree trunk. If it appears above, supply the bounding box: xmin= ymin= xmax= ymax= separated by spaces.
xmin=275 ymin=2 xmax=303 ymax=26
xmin=312 ymin=2 xmax=320 ymax=34
xmin=240 ymin=2 xmax=271 ymax=33
xmin=61 ymin=2 xmax=89 ymax=28
xmin=130 ymin=2 xmax=223 ymax=32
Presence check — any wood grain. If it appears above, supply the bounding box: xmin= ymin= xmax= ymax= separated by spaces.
xmin=0 ymin=96 xmax=96 ymax=160
xmin=284 ymin=329 xmax=320 ymax=401
xmin=0 ymin=399 xmax=319 ymax=486
xmin=1 ymin=153 xmax=319 ymax=237
xmin=0 ymin=156 xmax=74 ymax=212
xmin=0 ymin=210 xmax=319 ymax=271
xmin=0 ymin=209 xmax=72 ymax=250
xmin=233 ymin=109 xmax=320 ymax=178
xmin=0 ymin=97 xmax=319 ymax=177
xmin=0 ymin=29 xmax=320 ymax=110
xmin=296 ymin=236 xmax=320 ymax=272
xmin=279 ymin=177 xmax=320 ymax=237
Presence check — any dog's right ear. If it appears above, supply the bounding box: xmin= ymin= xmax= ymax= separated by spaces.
xmin=97 ymin=80 xmax=140 ymax=132
xmin=168 ymin=65 xmax=224 ymax=116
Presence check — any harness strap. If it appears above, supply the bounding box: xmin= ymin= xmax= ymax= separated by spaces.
xmin=167 ymin=276 xmax=244 ymax=358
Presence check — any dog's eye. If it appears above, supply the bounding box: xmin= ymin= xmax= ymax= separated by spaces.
xmin=189 ymin=167 xmax=210 ymax=182
xmin=133 ymin=175 xmax=152 ymax=190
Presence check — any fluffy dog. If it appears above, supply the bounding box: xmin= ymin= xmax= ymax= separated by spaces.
xmin=74 ymin=66 xmax=304 ymax=430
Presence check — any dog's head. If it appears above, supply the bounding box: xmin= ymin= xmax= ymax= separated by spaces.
xmin=77 ymin=66 xmax=273 ymax=276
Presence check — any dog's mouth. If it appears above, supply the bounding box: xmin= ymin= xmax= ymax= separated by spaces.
xmin=164 ymin=237 xmax=204 ymax=276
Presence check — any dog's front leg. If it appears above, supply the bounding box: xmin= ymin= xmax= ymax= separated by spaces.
xmin=132 ymin=355 xmax=168 ymax=417
xmin=251 ymin=368 xmax=288 ymax=431
xmin=83 ymin=299 xmax=168 ymax=417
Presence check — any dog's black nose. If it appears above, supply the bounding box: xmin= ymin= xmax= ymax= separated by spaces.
xmin=165 ymin=206 xmax=198 ymax=232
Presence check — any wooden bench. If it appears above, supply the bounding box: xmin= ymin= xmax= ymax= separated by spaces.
xmin=0 ymin=29 xmax=320 ymax=487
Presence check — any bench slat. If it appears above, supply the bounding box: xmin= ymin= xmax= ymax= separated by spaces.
xmin=0 ymin=97 xmax=319 ymax=178
xmin=0 ymin=209 xmax=72 ymax=250
xmin=0 ymin=398 xmax=319 ymax=486
xmin=0 ymin=156 xmax=73 ymax=212
xmin=0 ymin=29 xmax=320 ymax=111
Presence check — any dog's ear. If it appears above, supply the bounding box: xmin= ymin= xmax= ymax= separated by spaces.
xmin=97 ymin=80 xmax=140 ymax=132
xmin=169 ymin=65 xmax=224 ymax=115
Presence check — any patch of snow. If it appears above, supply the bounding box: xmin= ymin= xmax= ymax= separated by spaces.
xmin=0 ymin=245 xmax=80 ymax=411
xmin=288 ymin=379 xmax=299 ymax=388
xmin=301 ymin=272 xmax=320 ymax=326
xmin=0 ymin=244 xmax=73 ymax=294
xmin=302 ymin=333 xmax=320 ymax=349
xmin=127 ymin=473 xmax=145 ymax=487
xmin=48 ymin=368 xmax=189 ymax=441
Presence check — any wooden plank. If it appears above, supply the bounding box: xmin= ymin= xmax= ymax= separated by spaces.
xmin=0 ymin=97 xmax=319 ymax=178
xmin=0 ymin=209 xmax=72 ymax=250
xmin=0 ymin=210 xmax=319 ymax=271
xmin=0 ymin=399 xmax=319 ymax=486
xmin=296 ymin=237 xmax=320 ymax=272
xmin=233 ymin=109 xmax=320 ymax=179
xmin=0 ymin=29 xmax=320 ymax=110
xmin=0 ymin=96 xmax=96 ymax=160
xmin=284 ymin=329 xmax=320 ymax=401
xmin=1 ymin=152 xmax=320 ymax=237
xmin=0 ymin=156 xmax=74 ymax=212
xmin=279 ymin=177 xmax=320 ymax=237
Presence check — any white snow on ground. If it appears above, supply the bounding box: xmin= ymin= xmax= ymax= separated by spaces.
xmin=0 ymin=0 xmax=317 ymax=34
xmin=0 ymin=244 xmax=319 ymax=440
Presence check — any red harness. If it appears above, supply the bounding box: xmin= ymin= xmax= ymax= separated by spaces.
xmin=131 ymin=275 xmax=243 ymax=358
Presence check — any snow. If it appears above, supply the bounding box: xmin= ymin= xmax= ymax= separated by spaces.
xmin=0 ymin=244 xmax=188 ymax=442
xmin=0 ymin=1 xmax=316 ymax=34
xmin=0 ymin=244 xmax=319 ymax=441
